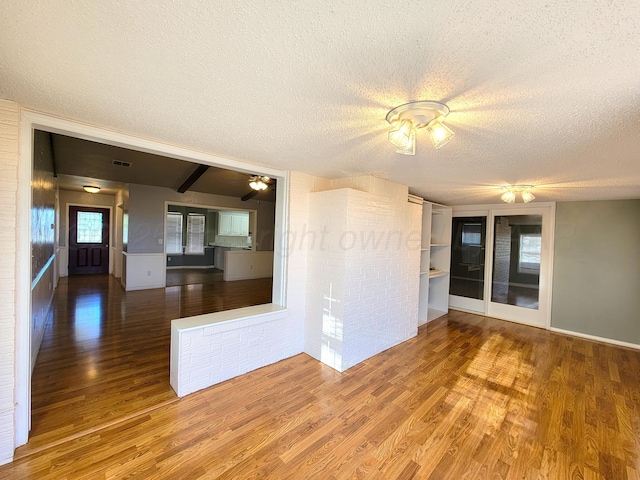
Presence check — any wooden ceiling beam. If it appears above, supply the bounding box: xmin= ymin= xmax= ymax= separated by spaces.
xmin=177 ymin=164 xmax=209 ymax=193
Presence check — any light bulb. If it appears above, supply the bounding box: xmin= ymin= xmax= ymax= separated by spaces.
xmin=249 ymin=176 xmax=269 ymax=191
xmin=427 ymin=118 xmax=454 ymax=149
xmin=388 ymin=119 xmax=413 ymax=148
xmin=501 ymin=189 xmax=516 ymax=203
xmin=394 ymin=128 xmax=416 ymax=155
xmin=521 ymin=190 xmax=535 ymax=203
xmin=83 ymin=185 xmax=100 ymax=193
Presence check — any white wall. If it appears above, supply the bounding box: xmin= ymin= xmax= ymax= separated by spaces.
xmin=305 ymin=177 xmax=421 ymax=372
xmin=223 ymin=251 xmax=274 ymax=281
xmin=122 ymin=253 xmax=166 ymax=290
xmin=0 ymin=99 xmax=19 ymax=465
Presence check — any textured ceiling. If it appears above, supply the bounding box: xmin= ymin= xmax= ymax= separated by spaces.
xmin=1 ymin=1 xmax=639 ymax=205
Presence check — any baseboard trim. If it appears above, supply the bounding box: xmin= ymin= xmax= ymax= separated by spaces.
xmin=549 ymin=327 xmax=640 ymax=350
xmin=449 ymin=308 xmax=640 ymax=350
xmin=166 ymin=266 xmax=217 ymax=270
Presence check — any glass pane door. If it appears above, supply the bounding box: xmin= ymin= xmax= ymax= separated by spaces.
xmin=487 ymin=206 xmax=554 ymax=328
xmin=449 ymin=216 xmax=487 ymax=313
xmin=491 ymin=215 xmax=541 ymax=309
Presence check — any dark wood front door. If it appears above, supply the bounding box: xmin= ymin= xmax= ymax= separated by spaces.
xmin=69 ymin=206 xmax=110 ymax=275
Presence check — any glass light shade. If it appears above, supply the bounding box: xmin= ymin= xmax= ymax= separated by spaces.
xmin=501 ymin=189 xmax=516 ymax=203
xmin=388 ymin=119 xmax=413 ymax=148
xmin=249 ymin=176 xmax=269 ymax=191
xmin=394 ymin=128 xmax=416 ymax=155
xmin=521 ymin=190 xmax=535 ymax=203
xmin=83 ymin=185 xmax=100 ymax=193
xmin=427 ymin=119 xmax=455 ymax=148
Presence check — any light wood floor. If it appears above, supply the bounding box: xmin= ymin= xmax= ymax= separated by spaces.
xmin=20 ymin=274 xmax=272 ymax=456
xmin=5 ymin=309 xmax=640 ymax=478
xmin=165 ymin=267 xmax=224 ymax=287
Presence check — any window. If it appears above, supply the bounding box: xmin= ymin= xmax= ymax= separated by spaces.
xmin=185 ymin=213 xmax=205 ymax=254
xmin=166 ymin=212 xmax=183 ymax=254
xmin=76 ymin=211 xmax=103 ymax=243
xmin=461 ymin=223 xmax=482 ymax=265
xmin=461 ymin=223 xmax=481 ymax=246
xmin=519 ymin=233 xmax=541 ymax=274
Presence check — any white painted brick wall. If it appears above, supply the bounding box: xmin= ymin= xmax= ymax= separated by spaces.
xmin=0 ymin=99 xmax=19 ymax=465
xmin=286 ymin=172 xmax=323 ymax=349
xmin=171 ymin=308 xmax=296 ymax=397
xmin=305 ymin=177 xmax=421 ymax=372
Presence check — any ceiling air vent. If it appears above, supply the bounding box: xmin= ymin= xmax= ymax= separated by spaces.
xmin=112 ymin=160 xmax=132 ymax=167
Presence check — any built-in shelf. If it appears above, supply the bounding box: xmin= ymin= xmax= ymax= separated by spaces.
xmin=417 ymin=200 xmax=452 ymax=326
xmin=428 ymin=269 xmax=448 ymax=279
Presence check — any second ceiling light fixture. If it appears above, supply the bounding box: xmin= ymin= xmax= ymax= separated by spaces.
xmin=386 ymin=100 xmax=454 ymax=155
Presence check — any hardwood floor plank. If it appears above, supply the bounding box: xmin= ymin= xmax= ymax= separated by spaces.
xmin=4 ymin=309 xmax=640 ymax=478
xmin=19 ymin=273 xmax=273 ymax=457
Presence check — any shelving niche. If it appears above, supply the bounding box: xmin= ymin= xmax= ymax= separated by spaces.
xmin=418 ymin=201 xmax=452 ymax=325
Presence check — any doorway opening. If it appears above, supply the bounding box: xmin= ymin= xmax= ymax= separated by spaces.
xmin=17 ymin=111 xmax=287 ymax=451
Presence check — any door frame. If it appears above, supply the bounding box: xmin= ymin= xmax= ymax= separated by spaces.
xmin=66 ymin=203 xmax=114 ymax=275
xmin=16 ymin=109 xmax=288 ymax=449
xmin=450 ymin=203 xmax=556 ymax=329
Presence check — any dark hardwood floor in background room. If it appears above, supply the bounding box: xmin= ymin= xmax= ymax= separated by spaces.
xmin=21 ymin=274 xmax=272 ymax=456
xmin=5 ymin=309 xmax=640 ymax=478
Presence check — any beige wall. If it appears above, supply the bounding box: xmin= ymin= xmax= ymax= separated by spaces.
xmin=0 ymin=99 xmax=19 ymax=464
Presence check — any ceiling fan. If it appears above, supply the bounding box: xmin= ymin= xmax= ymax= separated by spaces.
xmin=241 ymin=175 xmax=275 ymax=201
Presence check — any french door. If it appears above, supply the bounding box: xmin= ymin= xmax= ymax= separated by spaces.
xmin=449 ymin=204 xmax=555 ymax=328
xmin=449 ymin=215 xmax=487 ymax=314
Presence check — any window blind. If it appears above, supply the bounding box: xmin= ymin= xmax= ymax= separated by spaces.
xmin=166 ymin=212 xmax=183 ymax=254
xmin=186 ymin=213 xmax=205 ymax=254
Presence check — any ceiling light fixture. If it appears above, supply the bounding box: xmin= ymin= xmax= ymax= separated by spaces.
xmin=83 ymin=185 xmax=101 ymax=194
xmin=386 ymin=100 xmax=454 ymax=155
xmin=249 ymin=175 xmax=270 ymax=191
xmin=501 ymin=185 xmax=535 ymax=203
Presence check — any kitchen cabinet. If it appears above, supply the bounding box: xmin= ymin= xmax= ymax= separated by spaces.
xmin=218 ymin=211 xmax=249 ymax=236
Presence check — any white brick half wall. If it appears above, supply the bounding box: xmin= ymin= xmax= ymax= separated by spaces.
xmin=0 ymin=99 xmax=19 ymax=465
xmin=305 ymin=177 xmax=422 ymax=372
xmin=171 ymin=305 xmax=292 ymax=397
xmin=169 ymin=172 xmax=319 ymax=397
